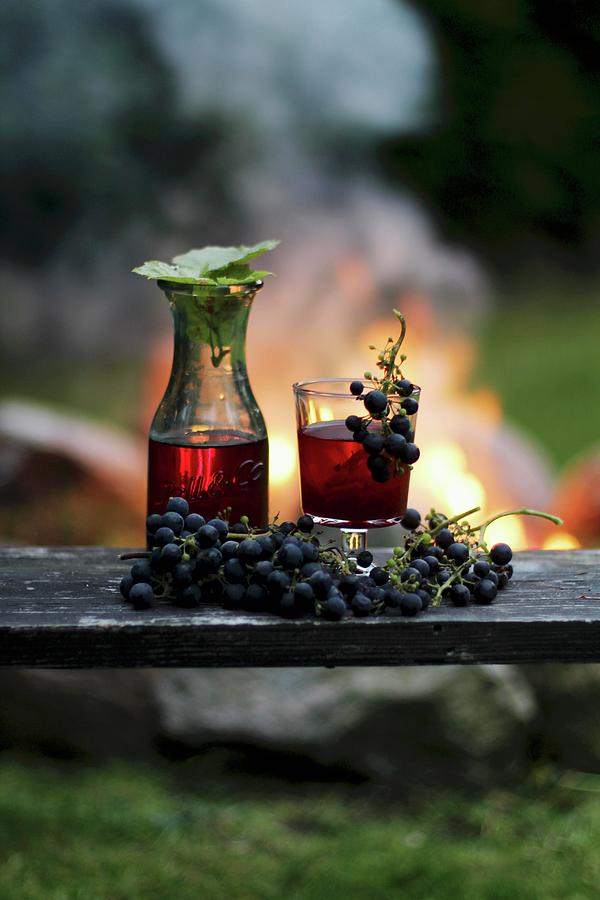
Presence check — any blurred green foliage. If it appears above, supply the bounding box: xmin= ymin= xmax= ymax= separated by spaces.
xmin=380 ymin=0 xmax=600 ymax=277
xmin=1 ymin=758 xmax=600 ymax=899
xmin=472 ymin=291 xmax=600 ymax=467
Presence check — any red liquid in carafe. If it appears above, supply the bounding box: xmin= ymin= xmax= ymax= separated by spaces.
xmin=148 ymin=430 xmax=268 ymax=526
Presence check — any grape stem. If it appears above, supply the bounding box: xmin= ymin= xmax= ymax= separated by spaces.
xmin=429 ymin=506 xmax=482 ymax=537
xmin=382 ymin=309 xmax=407 ymax=383
xmin=470 ymin=509 xmax=563 ymax=545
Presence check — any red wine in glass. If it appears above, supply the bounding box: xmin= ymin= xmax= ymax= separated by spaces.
xmin=297 ymin=421 xmax=410 ymax=528
xmin=148 ymin=430 xmax=268 ymax=526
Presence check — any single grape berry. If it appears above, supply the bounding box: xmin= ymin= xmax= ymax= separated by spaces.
xmin=401 ymin=508 xmax=421 ymax=531
xmin=435 ymin=529 xmax=454 ymax=550
xmin=402 ymin=443 xmax=420 ymax=465
xmin=244 ymin=583 xmax=269 ymax=612
xmin=129 ymin=582 xmax=154 ymax=610
xmin=390 ymin=414 xmax=411 ymax=436
xmin=154 ymin=526 xmax=175 ymax=547
xmin=146 ymin=513 xmax=162 ymax=534
xmin=197 ymin=547 xmax=222 ymax=575
xmin=437 ymin=569 xmax=452 ymax=585
xmin=363 ymin=390 xmax=387 ymax=416
xmin=394 ymin=378 xmax=413 ymax=396
xmin=344 ymin=416 xmax=362 ymax=431
xmin=237 ymin=539 xmax=263 ymax=563
xmin=401 ymin=566 xmax=422 ymax=583
xmin=485 ymin=570 xmax=499 ymax=587
xmin=161 ymin=511 xmax=184 ymax=536
xmin=490 ymin=543 xmax=513 ymax=566
xmin=411 ymin=558 xmax=430 ymax=578
xmin=131 ymin=560 xmax=153 ymax=583
xmin=383 ymin=587 xmax=402 ymax=608
xmin=423 ymin=555 xmax=440 ymax=573
xmin=301 ymin=562 xmax=321 ymax=578
xmin=473 ymin=559 xmax=491 ymax=578
xmin=278 ymin=591 xmax=300 ymax=618
xmin=173 ymin=563 xmax=194 ymax=589
xmin=267 ymin=569 xmax=291 ymax=596
xmin=400 ymin=592 xmax=421 ymax=616
xmin=277 ymin=543 xmax=303 ymax=570
xmin=401 ymin=397 xmax=419 ymax=416
xmin=197 ymin=524 xmax=220 ymax=548
xmin=370 ymin=567 xmax=389 ymax=586
xmin=255 ymin=535 xmax=274 ymax=558
xmin=474 ymin=578 xmax=498 ymax=604
xmin=279 ymin=521 xmax=296 ymax=535
xmin=223 ymin=558 xmax=246 ymax=584
xmin=230 ymin=522 xmax=249 ymax=535
xmin=223 ymin=583 xmax=246 ymax=609
xmin=446 ymin=543 xmax=470 ymax=565
xmin=324 ymin=594 xmax=346 ymax=620
xmin=338 ymin=574 xmax=359 ymax=598
xmin=206 ymin=518 xmax=229 ymax=540
xmin=353 ymin=427 xmax=368 ymax=444
xmin=417 ymin=589 xmax=430 ymax=611
xmin=294 ymin=581 xmax=315 ymax=612
xmin=356 ymin=549 xmax=373 ymax=569
xmin=301 ymin=542 xmax=320 ymax=564
xmin=220 ymin=540 xmax=239 ymax=560
xmin=308 ymin=570 xmax=332 ymax=598
xmin=350 ymin=380 xmax=364 ymax=396
xmin=184 ymin=513 xmax=205 ymax=532
xmin=167 ymin=496 xmax=190 ymax=517
xmin=449 ymin=584 xmax=470 ymax=607
xmin=119 ymin=574 xmax=134 ymax=600
xmin=370 ymin=456 xmax=391 ymax=482
xmin=297 ymin=514 xmax=315 ymax=533
xmin=161 ymin=543 xmax=182 ymax=567
xmin=384 ymin=433 xmax=407 ymax=457
xmin=351 ymin=592 xmax=373 ymax=617
xmin=363 ymin=432 xmax=385 ymax=455
xmin=252 ymin=560 xmax=275 ymax=583
xmin=177 ymin=584 xmax=202 ymax=608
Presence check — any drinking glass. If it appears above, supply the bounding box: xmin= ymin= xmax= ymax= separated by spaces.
xmin=293 ymin=379 xmax=420 ymax=558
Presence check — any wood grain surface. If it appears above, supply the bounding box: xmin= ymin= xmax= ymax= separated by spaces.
xmin=0 ymin=548 xmax=598 ymax=667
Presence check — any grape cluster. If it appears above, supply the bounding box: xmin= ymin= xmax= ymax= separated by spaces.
xmin=344 ymin=378 xmax=420 ymax=483
xmin=343 ymin=311 xmax=420 ymax=483
xmin=119 ymin=497 xmax=516 ymax=619
xmin=385 ymin=507 xmax=514 ymax=608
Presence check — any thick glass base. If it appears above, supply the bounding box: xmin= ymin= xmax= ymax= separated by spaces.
xmin=340 ymin=527 xmax=373 ymax=572
xmin=310 ymin=514 xmax=402 ymax=529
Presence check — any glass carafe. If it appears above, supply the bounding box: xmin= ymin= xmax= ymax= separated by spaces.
xmin=148 ymin=280 xmax=268 ymax=527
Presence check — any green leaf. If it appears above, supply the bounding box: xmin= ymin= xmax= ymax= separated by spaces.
xmin=131 ymin=261 xmax=212 ymax=283
xmin=172 ymin=240 xmax=279 ymax=276
xmin=133 ymin=239 xmax=279 ymax=285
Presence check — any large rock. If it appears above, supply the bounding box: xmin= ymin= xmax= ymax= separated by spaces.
xmin=154 ymin=665 xmax=537 ymax=789
xmin=6 ymin=664 xmax=600 ymax=791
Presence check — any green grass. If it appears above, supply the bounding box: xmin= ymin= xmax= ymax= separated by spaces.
xmin=472 ymin=292 xmax=600 ymax=468
xmin=1 ymin=759 xmax=600 ymax=900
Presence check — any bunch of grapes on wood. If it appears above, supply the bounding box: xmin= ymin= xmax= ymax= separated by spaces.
xmin=344 ymin=310 xmax=420 ymax=483
xmin=119 ymin=498 xmax=561 ymax=619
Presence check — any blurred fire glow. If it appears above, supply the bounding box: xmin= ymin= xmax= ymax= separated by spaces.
xmin=543 ymin=531 xmax=581 ymax=551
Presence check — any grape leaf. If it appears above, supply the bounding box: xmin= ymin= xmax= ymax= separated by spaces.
xmin=133 ymin=239 xmax=279 ymax=285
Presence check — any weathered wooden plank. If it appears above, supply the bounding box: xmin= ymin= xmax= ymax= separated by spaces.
xmin=0 ymin=548 xmax=598 ymax=667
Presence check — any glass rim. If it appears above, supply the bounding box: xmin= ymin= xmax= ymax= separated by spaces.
xmin=293 ymin=377 xmax=421 ymax=400
xmin=157 ymin=279 xmax=264 ymax=296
